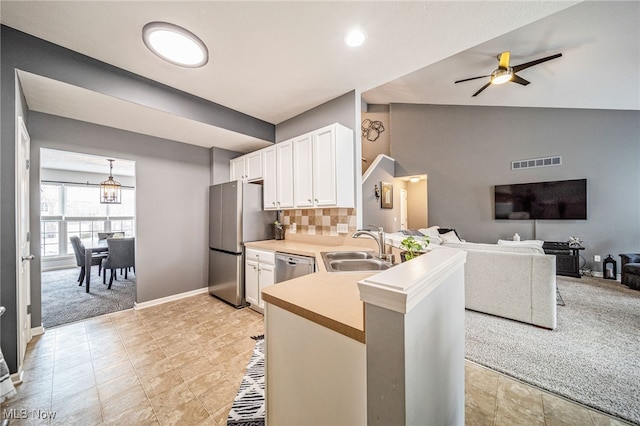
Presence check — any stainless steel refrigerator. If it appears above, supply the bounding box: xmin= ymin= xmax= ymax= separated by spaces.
xmin=208 ymin=181 xmax=276 ymax=307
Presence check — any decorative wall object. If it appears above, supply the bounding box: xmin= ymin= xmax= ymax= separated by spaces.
xmin=362 ymin=119 xmax=385 ymax=142
xmin=381 ymin=182 xmax=393 ymax=209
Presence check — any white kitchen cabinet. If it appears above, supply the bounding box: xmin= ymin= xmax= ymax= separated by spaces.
xmin=263 ymin=140 xmax=294 ymax=210
xmin=230 ymin=151 xmax=263 ymax=182
xmin=245 ymin=248 xmax=275 ymax=312
xmin=230 ymin=156 xmax=246 ymax=182
xmin=292 ymin=133 xmax=314 ymax=208
xmin=293 ymin=123 xmax=355 ymax=208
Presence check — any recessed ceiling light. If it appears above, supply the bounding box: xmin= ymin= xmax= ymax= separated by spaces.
xmin=142 ymin=22 xmax=208 ymax=68
xmin=345 ymin=29 xmax=366 ymax=47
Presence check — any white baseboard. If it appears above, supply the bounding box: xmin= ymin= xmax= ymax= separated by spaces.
xmin=30 ymin=325 xmax=45 ymax=337
xmin=134 ymin=287 xmax=209 ymax=310
xmin=11 ymin=369 xmax=23 ymax=385
xmin=588 ymin=271 xmax=620 ymax=281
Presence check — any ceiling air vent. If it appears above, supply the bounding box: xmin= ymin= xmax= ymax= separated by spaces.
xmin=511 ymin=156 xmax=561 ymax=171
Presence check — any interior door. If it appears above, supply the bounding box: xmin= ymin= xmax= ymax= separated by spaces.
xmin=400 ymin=189 xmax=408 ymax=230
xmin=16 ymin=116 xmax=32 ymax=369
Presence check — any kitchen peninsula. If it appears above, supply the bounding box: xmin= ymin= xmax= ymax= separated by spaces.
xmin=249 ymin=235 xmax=467 ymax=425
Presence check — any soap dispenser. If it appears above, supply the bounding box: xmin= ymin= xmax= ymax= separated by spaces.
xmin=513 ymin=233 xmax=521 ymax=241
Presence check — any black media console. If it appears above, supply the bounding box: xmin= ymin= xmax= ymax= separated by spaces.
xmin=543 ymin=241 xmax=584 ymax=278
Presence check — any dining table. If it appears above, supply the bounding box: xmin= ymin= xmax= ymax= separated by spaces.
xmin=84 ymin=241 xmax=108 ymax=293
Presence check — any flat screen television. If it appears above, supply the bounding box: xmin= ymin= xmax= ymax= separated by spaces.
xmin=494 ymin=179 xmax=587 ymax=220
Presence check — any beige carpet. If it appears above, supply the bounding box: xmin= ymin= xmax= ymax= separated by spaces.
xmin=465 ymin=276 xmax=640 ymax=424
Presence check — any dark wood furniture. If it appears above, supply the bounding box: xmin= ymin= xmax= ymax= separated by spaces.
xmin=543 ymin=241 xmax=584 ymax=278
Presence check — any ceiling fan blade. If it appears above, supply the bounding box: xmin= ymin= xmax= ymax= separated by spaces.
xmin=512 ymin=53 xmax=562 ymax=73
xmin=472 ymin=81 xmax=492 ymax=97
xmin=455 ymin=75 xmax=490 ymax=84
xmin=511 ymin=74 xmax=531 ymax=86
xmin=498 ymin=51 xmax=510 ymax=69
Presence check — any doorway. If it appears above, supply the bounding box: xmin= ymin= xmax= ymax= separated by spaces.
xmin=400 ymin=189 xmax=408 ymax=230
xmin=39 ymin=148 xmax=137 ymax=328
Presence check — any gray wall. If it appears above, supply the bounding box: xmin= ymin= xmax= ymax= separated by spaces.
xmin=1 ymin=24 xmax=271 ymax=372
xmin=362 ymin=156 xmax=407 ymax=233
xmin=29 ymin=112 xmax=211 ymax=309
xmin=276 ymin=91 xmax=358 ymax=142
xmin=390 ymin=104 xmax=640 ymax=273
xmin=210 ymin=147 xmax=240 ymax=185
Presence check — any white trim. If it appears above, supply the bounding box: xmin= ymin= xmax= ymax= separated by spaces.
xmin=361 ymin=154 xmax=394 ymax=184
xmin=30 ymin=325 xmax=45 ymax=337
xmin=358 ymin=247 xmax=467 ymax=314
xmin=590 ymin=271 xmax=621 ymax=281
xmin=134 ymin=287 xmax=209 ymax=310
xmin=10 ymin=369 xmax=24 ymax=385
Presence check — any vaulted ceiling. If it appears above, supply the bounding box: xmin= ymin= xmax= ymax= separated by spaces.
xmin=2 ymin=1 xmax=638 ymax=151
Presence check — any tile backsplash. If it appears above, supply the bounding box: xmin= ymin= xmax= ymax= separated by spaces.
xmin=281 ymin=208 xmax=357 ymax=237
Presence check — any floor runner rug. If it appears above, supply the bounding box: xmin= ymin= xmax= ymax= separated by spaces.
xmin=227 ymin=336 xmax=265 ymax=426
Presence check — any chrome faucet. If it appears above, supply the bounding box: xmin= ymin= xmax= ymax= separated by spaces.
xmin=352 ymin=225 xmax=390 ymax=262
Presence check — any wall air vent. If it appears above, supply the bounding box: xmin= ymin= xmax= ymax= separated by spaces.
xmin=511 ymin=156 xmax=562 ymax=171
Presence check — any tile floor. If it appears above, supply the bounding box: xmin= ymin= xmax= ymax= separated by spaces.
xmin=1 ymin=293 xmax=631 ymax=426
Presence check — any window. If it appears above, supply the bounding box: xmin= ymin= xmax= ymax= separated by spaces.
xmin=40 ymin=183 xmax=135 ymax=258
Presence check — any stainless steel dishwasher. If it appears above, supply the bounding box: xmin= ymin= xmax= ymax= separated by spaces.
xmin=275 ymin=252 xmax=315 ymax=283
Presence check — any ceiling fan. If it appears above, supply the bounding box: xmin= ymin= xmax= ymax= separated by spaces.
xmin=455 ymin=51 xmax=562 ymax=97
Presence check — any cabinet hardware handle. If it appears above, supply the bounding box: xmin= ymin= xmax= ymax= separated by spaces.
xmin=308 ymin=199 xmax=312 ymax=203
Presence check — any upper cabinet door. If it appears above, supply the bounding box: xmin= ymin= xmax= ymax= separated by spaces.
xmin=276 ymin=140 xmax=294 ymax=209
xmin=230 ymin=156 xmax=246 ymax=181
xmin=262 ymin=146 xmax=277 ymax=210
xmin=312 ymin=126 xmax=338 ymax=207
xmin=246 ymin=151 xmax=263 ymax=182
xmin=293 ymin=133 xmax=314 ymax=208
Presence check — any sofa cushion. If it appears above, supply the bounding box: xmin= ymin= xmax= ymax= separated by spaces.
xmin=623 ymin=263 xmax=640 ymax=274
xmin=444 ymin=241 xmax=545 ymax=255
xmin=498 ymin=239 xmax=544 ymax=248
xmin=417 ymin=227 xmax=443 ymax=245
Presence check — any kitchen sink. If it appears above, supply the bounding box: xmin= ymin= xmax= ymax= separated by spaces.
xmin=322 ymin=251 xmax=376 ymax=260
xmin=321 ymin=251 xmax=393 ymax=272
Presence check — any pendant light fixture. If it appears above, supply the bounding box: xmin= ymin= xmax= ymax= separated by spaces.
xmin=100 ymin=159 xmax=121 ymax=204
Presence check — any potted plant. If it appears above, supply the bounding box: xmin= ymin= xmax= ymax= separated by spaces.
xmin=399 ymin=235 xmax=429 ymax=262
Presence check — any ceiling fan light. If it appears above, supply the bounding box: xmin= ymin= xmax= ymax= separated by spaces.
xmin=143 ymin=22 xmax=208 ymax=67
xmin=491 ymin=68 xmax=513 ymax=85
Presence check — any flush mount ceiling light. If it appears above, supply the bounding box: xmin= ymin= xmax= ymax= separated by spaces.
xmin=345 ymin=29 xmax=366 ymax=47
xmin=142 ymin=22 xmax=208 ymax=67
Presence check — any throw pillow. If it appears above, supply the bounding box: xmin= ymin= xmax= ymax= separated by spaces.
xmin=437 ymin=227 xmax=462 ymax=240
xmin=440 ymin=230 xmax=461 ymax=243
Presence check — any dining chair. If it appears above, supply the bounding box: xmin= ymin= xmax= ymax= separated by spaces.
xmin=69 ymin=236 xmax=107 ymax=285
xmin=98 ymin=232 xmax=125 ymax=240
xmin=102 ymin=238 xmax=135 ymax=289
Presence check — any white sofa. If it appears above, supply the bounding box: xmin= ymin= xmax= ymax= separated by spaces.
xmin=441 ymin=241 xmax=557 ymax=329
